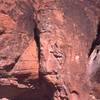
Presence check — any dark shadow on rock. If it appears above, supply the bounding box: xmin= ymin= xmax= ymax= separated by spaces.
xmin=89 ymin=21 xmax=100 ymax=83
xmin=11 ymin=77 xmax=56 ymax=100
xmin=0 ymin=74 xmax=56 ymax=100
xmin=0 ymin=1 xmax=55 ymax=100
xmin=88 ymin=21 xmax=100 ymax=56
xmin=34 ymin=23 xmax=40 ymax=61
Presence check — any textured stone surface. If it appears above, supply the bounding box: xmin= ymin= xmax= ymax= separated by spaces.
xmin=10 ymin=40 xmax=39 ymax=79
xmin=0 ymin=0 xmax=39 ymax=99
xmin=36 ymin=0 xmax=100 ymax=100
xmin=0 ymin=0 xmax=100 ymax=100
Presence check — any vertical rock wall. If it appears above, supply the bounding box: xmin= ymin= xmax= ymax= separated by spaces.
xmin=0 ymin=0 xmax=100 ymax=100
xmin=35 ymin=0 xmax=100 ymax=99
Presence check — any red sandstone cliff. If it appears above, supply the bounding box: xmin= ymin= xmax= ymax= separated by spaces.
xmin=0 ymin=0 xmax=100 ymax=100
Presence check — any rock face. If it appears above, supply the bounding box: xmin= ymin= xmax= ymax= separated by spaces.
xmin=36 ymin=0 xmax=100 ymax=100
xmin=0 ymin=0 xmax=100 ymax=100
xmin=9 ymin=40 xmax=39 ymax=79
xmin=0 ymin=0 xmax=39 ymax=99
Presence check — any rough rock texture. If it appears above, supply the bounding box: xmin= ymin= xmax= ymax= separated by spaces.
xmin=0 ymin=0 xmax=39 ymax=99
xmin=0 ymin=0 xmax=100 ymax=100
xmin=9 ymin=40 xmax=38 ymax=78
xmin=35 ymin=0 xmax=100 ymax=100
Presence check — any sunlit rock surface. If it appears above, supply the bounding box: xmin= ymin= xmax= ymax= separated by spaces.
xmin=0 ymin=0 xmax=100 ymax=100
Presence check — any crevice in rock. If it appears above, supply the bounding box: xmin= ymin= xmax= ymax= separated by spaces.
xmin=88 ymin=21 xmax=100 ymax=81
xmin=88 ymin=21 xmax=100 ymax=100
xmin=16 ymin=0 xmax=41 ymax=64
xmin=34 ymin=23 xmax=40 ymax=62
xmin=37 ymin=39 xmax=60 ymax=99
xmin=88 ymin=21 xmax=100 ymax=56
